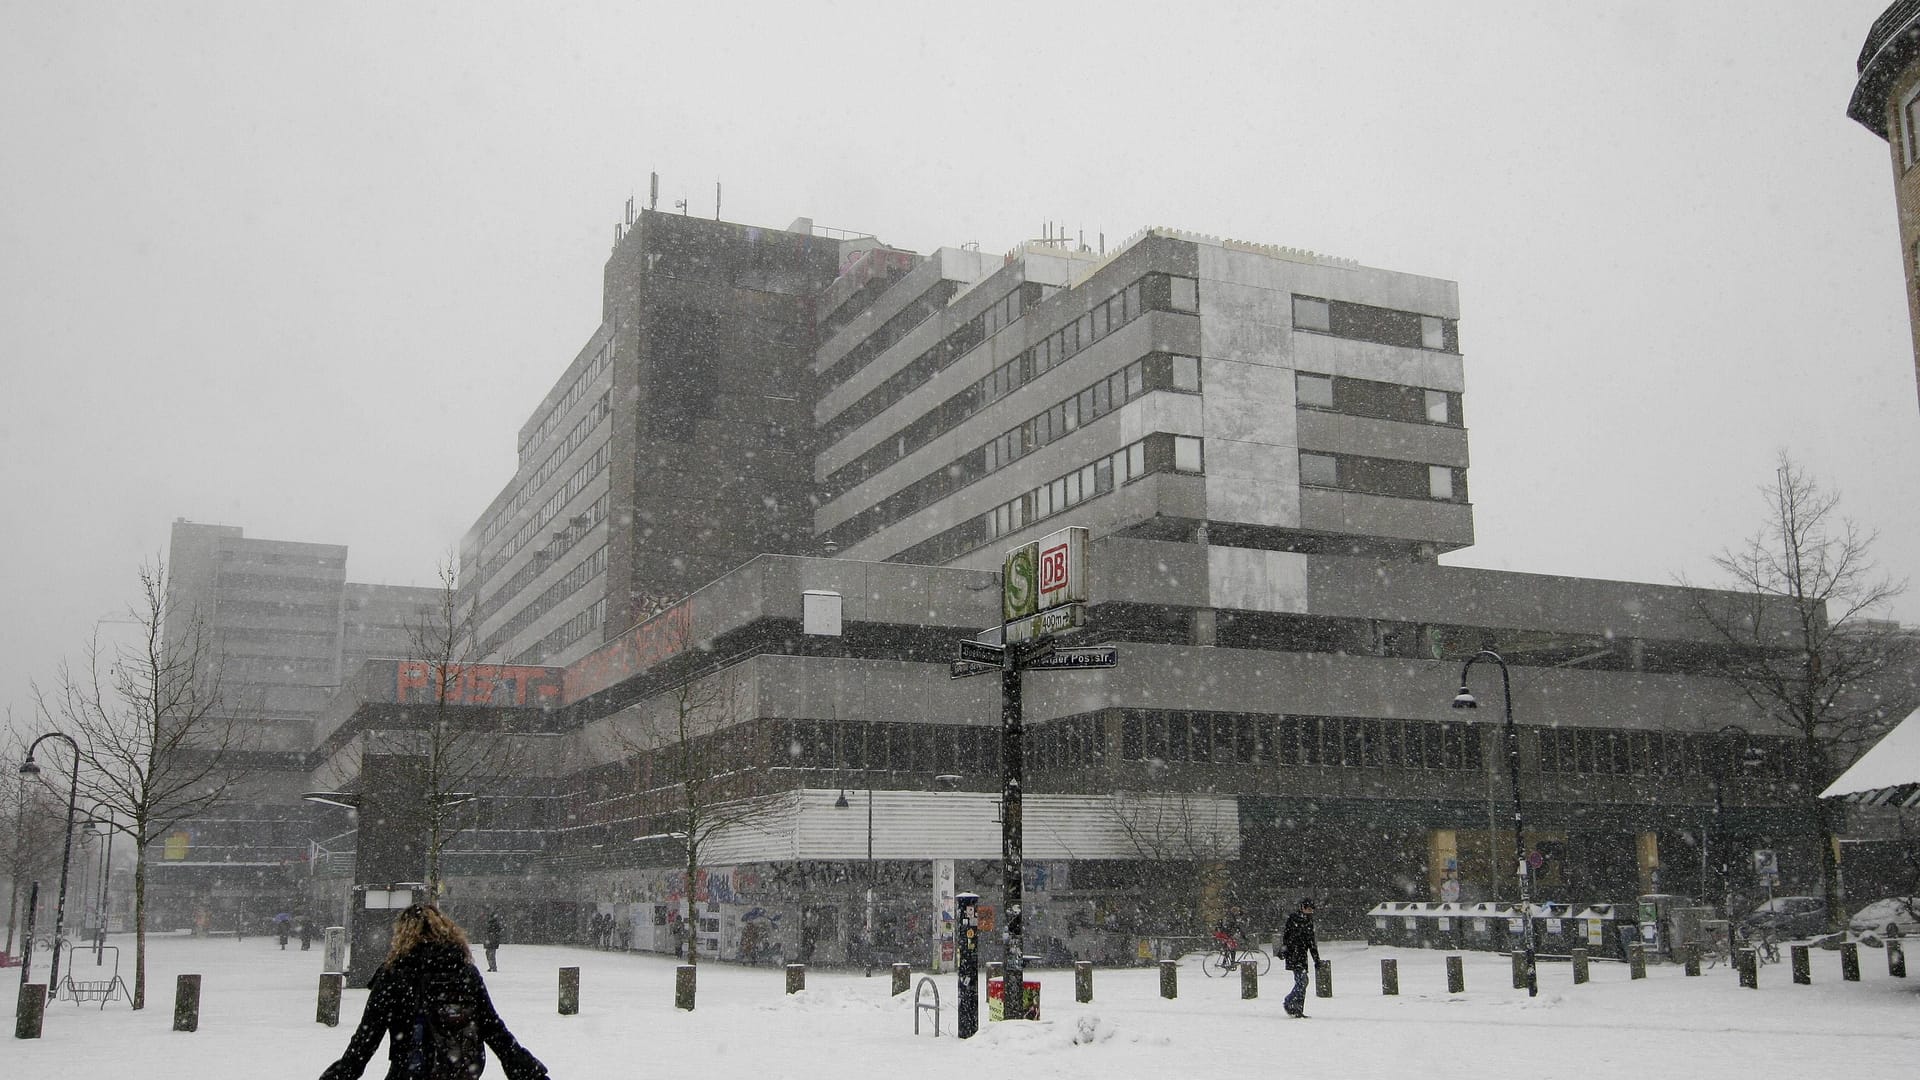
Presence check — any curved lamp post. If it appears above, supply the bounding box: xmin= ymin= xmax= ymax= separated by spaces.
xmin=835 ymin=787 xmax=875 ymax=976
xmin=21 ymin=731 xmax=81 ymax=999
xmin=1452 ymin=650 xmax=1536 ymax=997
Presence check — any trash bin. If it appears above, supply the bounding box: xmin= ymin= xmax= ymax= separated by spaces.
xmin=1575 ymin=905 xmax=1622 ymax=960
xmin=986 ymin=977 xmax=1041 ymax=1021
xmin=1367 ymin=903 xmax=1397 ymax=947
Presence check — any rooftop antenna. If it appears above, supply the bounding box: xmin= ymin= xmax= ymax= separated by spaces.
xmin=716 ymin=181 xmax=722 ymax=221
xmin=650 ymin=172 xmax=659 ymax=211
xmin=675 ymin=198 xmax=688 ymax=215
xmin=625 ymin=196 xmax=635 ymax=227
xmin=1099 ymin=231 xmax=1105 ymax=255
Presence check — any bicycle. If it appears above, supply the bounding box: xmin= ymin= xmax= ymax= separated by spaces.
xmin=1200 ymin=939 xmax=1272 ymax=977
xmin=1736 ymin=925 xmax=1781 ymax=965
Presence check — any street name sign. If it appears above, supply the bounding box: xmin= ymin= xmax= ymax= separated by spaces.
xmin=1023 ymin=646 xmax=1118 ymax=671
xmin=949 ymin=659 xmax=998 ymax=680
xmin=957 ymin=640 xmax=1006 ymax=667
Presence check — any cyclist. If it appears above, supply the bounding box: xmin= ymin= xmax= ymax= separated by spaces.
xmin=1212 ymin=906 xmax=1248 ymax=969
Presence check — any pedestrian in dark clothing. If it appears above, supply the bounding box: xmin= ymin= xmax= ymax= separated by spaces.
xmin=279 ymin=923 xmax=292 ymax=950
xmin=1281 ymin=898 xmax=1321 ymax=1018
xmin=483 ymin=912 xmax=503 ymax=973
xmin=318 ymin=905 xmax=547 ymax=1080
xmin=301 ymin=919 xmax=314 ymax=951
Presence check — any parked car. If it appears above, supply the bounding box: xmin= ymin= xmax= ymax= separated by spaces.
xmin=1848 ymin=897 xmax=1920 ymax=938
xmin=1741 ymin=896 xmax=1829 ymax=938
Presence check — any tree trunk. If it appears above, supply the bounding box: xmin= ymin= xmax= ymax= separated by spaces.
xmin=132 ymin=845 xmax=147 ymax=1010
xmin=684 ymin=856 xmax=699 ymax=966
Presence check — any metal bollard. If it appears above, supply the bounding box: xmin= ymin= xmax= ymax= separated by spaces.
xmin=1158 ymin=959 xmax=1177 ymax=999
xmin=1737 ymin=948 xmax=1758 ymax=989
xmin=1314 ymin=959 xmax=1332 ymax=998
xmin=674 ymin=965 xmax=696 ymax=1011
xmin=317 ymin=972 xmax=343 ymax=1027
xmin=1446 ymin=955 xmax=1464 ymax=994
xmin=1074 ymin=961 xmax=1092 ymax=1003
xmin=558 ymin=966 xmax=580 ymax=1015
xmin=786 ymin=963 xmax=806 ymax=994
xmin=174 ymin=973 xmax=202 ymax=1032
xmin=1841 ymin=942 xmax=1861 ymax=982
xmin=1512 ymin=950 xmax=1528 ymax=989
xmin=1380 ymin=958 xmax=1398 ymax=996
xmin=1792 ymin=944 xmax=1811 ymax=985
xmin=1684 ymin=942 xmax=1701 ymax=977
xmin=1890 ymin=942 xmax=1907 ymax=979
xmin=1572 ymin=948 xmax=1589 ymax=984
xmin=16 ymin=983 xmax=47 ymax=1039
xmin=1628 ymin=943 xmax=1646 ymax=980
xmin=1240 ymin=960 xmax=1259 ymax=999
xmin=891 ymin=963 xmax=911 ymax=995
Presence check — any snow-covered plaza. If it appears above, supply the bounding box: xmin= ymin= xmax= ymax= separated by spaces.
xmin=5 ymin=933 xmax=1914 ymax=1079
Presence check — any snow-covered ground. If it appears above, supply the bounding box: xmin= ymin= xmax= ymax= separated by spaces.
xmin=5 ymin=933 xmax=1915 ymax=1079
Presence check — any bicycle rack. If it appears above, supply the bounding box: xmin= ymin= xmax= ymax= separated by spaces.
xmin=913 ymin=976 xmax=941 ymax=1036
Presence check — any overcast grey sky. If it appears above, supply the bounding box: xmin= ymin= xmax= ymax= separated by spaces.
xmin=3 ymin=2 xmax=1916 ymax=728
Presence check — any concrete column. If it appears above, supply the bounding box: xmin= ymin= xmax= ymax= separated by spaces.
xmin=1684 ymin=941 xmax=1701 ymax=977
xmin=1240 ymin=960 xmax=1258 ymax=999
xmin=1572 ymin=948 xmax=1589 ymax=985
xmin=1628 ymin=943 xmax=1646 ymax=979
xmin=1445 ymin=955 xmax=1464 ymax=993
xmin=1314 ymin=959 xmax=1332 ymax=997
xmin=15 ymin=983 xmax=46 ymax=1039
xmin=1074 ymin=961 xmax=1092 ymax=1003
xmin=674 ymin=965 xmax=696 ymax=1011
xmin=1158 ymin=959 xmax=1177 ymax=999
xmin=1792 ymin=944 xmax=1811 ymax=984
xmin=316 ymin=973 xmax=343 ymax=1027
xmin=1512 ymin=951 xmax=1528 ymax=989
xmin=890 ymin=963 xmax=910 ymax=995
xmin=322 ymin=927 xmax=347 ymax=974
xmin=1380 ymin=958 xmax=1398 ymax=996
xmin=558 ymin=967 xmax=580 ymax=1015
xmin=173 ymin=974 xmax=201 ymax=1032
xmin=1889 ymin=942 xmax=1906 ymax=978
xmin=786 ymin=964 xmax=806 ymax=994
xmin=1737 ymin=948 xmax=1758 ymax=989
xmin=1841 ymin=942 xmax=1861 ymax=982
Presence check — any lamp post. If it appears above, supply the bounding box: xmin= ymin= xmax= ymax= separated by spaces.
xmin=21 ymin=731 xmax=81 ymax=1000
xmin=1452 ymin=650 xmax=1536 ymax=997
xmin=835 ymin=786 xmax=874 ymax=976
xmin=84 ymin=806 xmax=116 ymax=962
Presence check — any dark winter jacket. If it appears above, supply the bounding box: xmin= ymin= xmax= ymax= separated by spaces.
xmin=483 ymin=917 xmax=503 ymax=950
xmin=319 ymin=943 xmax=546 ymax=1080
xmin=1281 ymin=911 xmax=1320 ymax=971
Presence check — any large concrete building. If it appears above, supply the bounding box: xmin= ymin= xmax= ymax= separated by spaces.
xmin=1849 ymin=0 xmax=1920 ymax=408
xmin=156 ymin=520 xmax=438 ymax=927
xmin=303 ymin=214 xmax=1833 ymax=968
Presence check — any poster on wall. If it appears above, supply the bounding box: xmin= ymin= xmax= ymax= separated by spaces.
xmin=934 ymin=859 xmax=956 ymax=973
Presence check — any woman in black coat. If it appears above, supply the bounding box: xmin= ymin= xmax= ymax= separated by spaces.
xmin=320 ymin=905 xmax=548 ymax=1080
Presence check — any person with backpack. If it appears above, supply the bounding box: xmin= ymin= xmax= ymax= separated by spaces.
xmin=1281 ymin=898 xmax=1321 ymax=1018
xmin=319 ymin=905 xmax=548 ymax=1080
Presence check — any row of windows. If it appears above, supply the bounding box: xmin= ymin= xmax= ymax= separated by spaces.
xmin=213 ymin=572 xmax=340 ymax=593
xmin=477 ymin=492 xmax=611 ymax=618
xmin=776 ymin=718 xmax=1000 ymax=775
xmin=1297 ymin=372 xmax=1458 ymax=427
xmin=820 ymin=281 xmax=1049 ymax=442
xmin=513 ymin=596 xmax=607 ymax=666
xmin=987 ymin=433 xmax=1202 ymax=540
xmin=499 ymin=393 xmax=612 ymax=533
xmin=211 ymin=599 xmax=339 ymax=619
xmin=1292 ymin=295 xmax=1457 ymax=352
xmin=1300 ymin=451 xmax=1465 ymax=503
xmin=821 ymin=353 xmax=1198 ymax=552
xmin=500 ymin=442 xmax=613 ymax=564
xmin=818 ymin=278 xmax=966 ymax=391
xmin=891 ymin=430 xmax=1202 ymax=565
xmin=479 ymin=545 xmax=609 ymax=657
xmin=1120 ymin=712 xmax=1485 ymax=771
xmin=1537 ymin=727 xmax=1797 ymax=780
xmin=820 ymin=272 xmax=1194 ymax=466
xmin=518 ymin=337 xmax=614 ymax=465
xmin=216 ymin=550 xmax=345 ymax=569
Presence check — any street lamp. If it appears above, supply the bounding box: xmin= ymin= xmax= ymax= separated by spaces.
xmin=83 ymin=805 xmax=116 ymax=962
xmin=20 ymin=731 xmax=81 ymax=999
xmin=834 ymin=786 xmax=874 ymax=976
xmin=1451 ymin=650 xmax=1536 ymax=997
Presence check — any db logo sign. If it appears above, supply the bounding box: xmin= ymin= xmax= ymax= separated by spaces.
xmin=1039 ymin=542 xmax=1070 ymax=594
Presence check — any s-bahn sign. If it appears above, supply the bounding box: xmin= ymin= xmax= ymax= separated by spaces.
xmin=1002 ymin=527 xmax=1087 ymax=644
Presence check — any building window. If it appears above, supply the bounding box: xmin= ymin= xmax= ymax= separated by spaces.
xmin=1424 ymin=390 xmax=1450 ymax=424
xmin=1293 ymin=296 xmax=1331 ymax=331
xmin=1905 ymin=83 xmax=1920 ymax=170
xmin=1169 ymin=276 xmax=1199 ymax=312
xmin=1300 ymin=452 xmax=1337 ymax=487
xmin=1173 ymin=436 xmax=1203 ymax=473
xmin=1428 ymin=466 xmax=1454 ymax=500
xmin=1421 ymin=316 xmax=1445 ymax=350
xmin=1297 ymin=372 xmax=1334 ymax=408
xmin=1171 ymin=354 xmax=1201 ymax=392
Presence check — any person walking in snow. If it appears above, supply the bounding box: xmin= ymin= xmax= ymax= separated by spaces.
xmin=483 ymin=911 xmax=503 ymax=973
xmin=318 ymin=904 xmax=547 ymax=1080
xmin=1281 ymin=898 xmax=1321 ymax=1018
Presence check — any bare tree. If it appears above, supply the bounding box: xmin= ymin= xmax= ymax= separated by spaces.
xmin=1105 ymin=790 xmax=1239 ymax=940
xmin=609 ymin=644 xmax=794 ymax=968
xmin=35 ymin=562 xmax=251 ymax=1009
xmin=1690 ymin=456 xmax=1917 ymax=932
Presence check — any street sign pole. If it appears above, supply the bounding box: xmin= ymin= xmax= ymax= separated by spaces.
xmin=999 ymin=643 xmax=1026 ymax=1021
